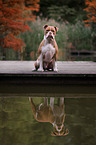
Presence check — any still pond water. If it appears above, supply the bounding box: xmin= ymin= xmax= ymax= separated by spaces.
xmin=0 ymin=97 xmax=96 ymax=145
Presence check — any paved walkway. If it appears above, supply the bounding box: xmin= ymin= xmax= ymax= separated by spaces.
xmin=0 ymin=61 xmax=96 ymax=75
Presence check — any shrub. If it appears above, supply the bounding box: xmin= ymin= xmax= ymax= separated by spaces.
xmin=67 ymin=21 xmax=92 ymax=51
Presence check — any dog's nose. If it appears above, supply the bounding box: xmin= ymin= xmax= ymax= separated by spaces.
xmin=49 ymin=31 xmax=52 ymax=34
xmin=57 ymin=123 xmax=62 ymax=128
xmin=58 ymin=126 xmax=61 ymax=130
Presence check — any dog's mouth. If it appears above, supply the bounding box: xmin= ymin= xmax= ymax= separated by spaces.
xmin=47 ymin=35 xmax=53 ymax=40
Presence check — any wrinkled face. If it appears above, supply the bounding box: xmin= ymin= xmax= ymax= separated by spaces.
xmin=53 ymin=123 xmax=64 ymax=135
xmin=51 ymin=124 xmax=69 ymax=136
xmin=43 ymin=24 xmax=58 ymax=40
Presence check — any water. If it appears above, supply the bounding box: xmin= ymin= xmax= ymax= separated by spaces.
xmin=0 ymin=97 xmax=96 ymax=145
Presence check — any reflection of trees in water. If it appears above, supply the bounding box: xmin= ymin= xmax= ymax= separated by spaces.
xmin=30 ymin=122 xmax=51 ymax=144
xmin=0 ymin=98 xmax=34 ymax=145
xmin=0 ymin=98 xmax=8 ymax=145
xmin=65 ymin=98 xmax=96 ymax=145
xmin=0 ymin=98 xmax=96 ymax=145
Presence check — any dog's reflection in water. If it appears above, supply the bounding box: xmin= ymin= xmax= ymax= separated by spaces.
xmin=29 ymin=97 xmax=69 ymax=136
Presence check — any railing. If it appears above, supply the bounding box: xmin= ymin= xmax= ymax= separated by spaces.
xmin=69 ymin=51 xmax=96 ymax=61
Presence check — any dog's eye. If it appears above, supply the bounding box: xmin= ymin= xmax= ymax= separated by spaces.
xmin=46 ymin=30 xmax=49 ymax=32
xmin=52 ymin=30 xmax=55 ymax=33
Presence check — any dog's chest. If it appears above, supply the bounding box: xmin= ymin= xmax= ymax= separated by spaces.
xmin=42 ymin=44 xmax=55 ymax=62
xmin=53 ymin=105 xmax=64 ymax=117
xmin=42 ymin=44 xmax=55 ymax=55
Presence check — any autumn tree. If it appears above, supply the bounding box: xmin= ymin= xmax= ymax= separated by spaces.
xmin=84 ymin=0 xmax=96 ymax=26
xmin=0 ymin=0 xmax=39 ymax=60
xmin=84 ymin=0 xmax=96 ymax=51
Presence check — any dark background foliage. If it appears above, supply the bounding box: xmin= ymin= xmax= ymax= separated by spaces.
xmin=37 ymin=0 xmax=86 ymax=23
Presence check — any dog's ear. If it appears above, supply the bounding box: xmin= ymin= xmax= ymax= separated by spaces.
xmin=43 ymin=24 xmax=48 ymax=29
xmin=54 ymin=26 xmax=58 ymax=32
xmin=63 ymin=128 xmax=69 ymax=136
xmin=51 ymin=131 xmax=56 ymax=136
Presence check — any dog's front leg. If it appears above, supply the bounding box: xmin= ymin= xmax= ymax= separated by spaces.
xmin=53 ymin=58 xmax=58 ymax=71
xmin=38 ymin=53 xmax=43 ymax=71
xmin=60 ymin=97 xmax=64 ymax=106
xmin=44 ymin=97 xmax=48 ymax=106
xmin=50 ymin=97 xmax=54 ymax=111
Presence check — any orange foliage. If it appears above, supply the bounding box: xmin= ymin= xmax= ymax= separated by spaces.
xmin=84 ymin=0 xmax=96 ymax=26
xmin=0 ymin=0 xmax=39 ymax=51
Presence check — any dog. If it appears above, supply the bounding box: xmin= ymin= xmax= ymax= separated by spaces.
xmin=29 ymin=97 xmax=69 ymax=136
xmin=50 ymin=97 xmax=69 ymax=136
xmin=34 ymin=24 xmax=58 ymax=71
xmin=29 ymin=97 xmax=55 ymax=123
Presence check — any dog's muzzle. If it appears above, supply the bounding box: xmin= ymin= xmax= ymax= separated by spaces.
xmin=46 ymin=31 xmax=54 ymax=40
xmin=47 ymin=35 xmax=53 ymax=39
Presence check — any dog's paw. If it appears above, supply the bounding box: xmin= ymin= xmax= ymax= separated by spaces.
xmin=38 ymin=68 xmax=44 ymax=71
xmin=54 ymin=68 xmax=58 ymax=72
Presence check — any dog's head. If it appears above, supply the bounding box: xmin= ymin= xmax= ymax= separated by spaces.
xmin=51 ymin=103 xmax=69 ymax=136
xmin=51 ymin=124 xmax=69 ymax=136
xmin=43 ymin=24 xmax=58 ymax=41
